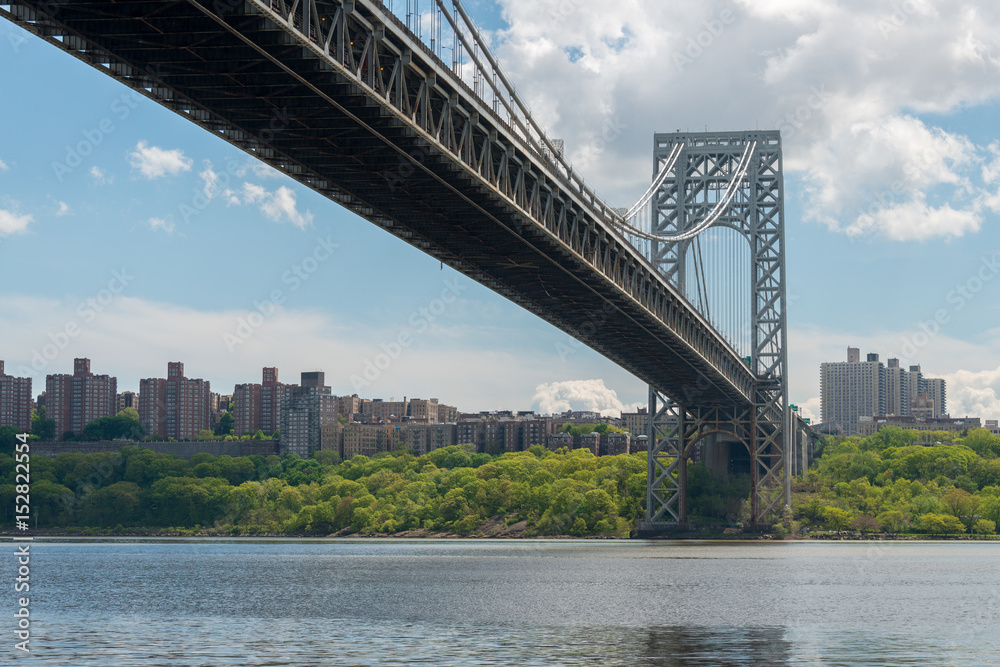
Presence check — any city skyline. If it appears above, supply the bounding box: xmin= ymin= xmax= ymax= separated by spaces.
xmin=3 ymin=1 xmax=1000 ymax=422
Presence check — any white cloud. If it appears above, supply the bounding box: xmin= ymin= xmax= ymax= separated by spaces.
xmin=0 ymin=294 xmax=644 ymax=411
xmin=55 ymin=201 xmax=71 ymax=217
xmin=89 ymin=166 xmax=113 ymax=185
xmin=250 ymin=161 xmax=283 ymax=179
xmin=234 ymin=182 xmax=313 ymax=228
xmin=148 ymin=217 xmax=175 ymax=234
xmin=846 ymin=196 xmax=982 ymax=241
xmin=0 ymin=157 xmax=8 ymax=172
xmin=492 ymin=0 xmax=1000 ymax=241
xmin=260 ymin=186 xmax=313 ymax=228
xmin=0 ymin=209 xmax=33 ymax=236
xmin=532 ymin=379 xmax=643 ymax=417
xmin=128 ymin=141 xmax=192 ymax=179
xmin=942 ymin=366 xmax=1000 ymax=419
xmin=241 ymin=182 xmax=267 ymax=203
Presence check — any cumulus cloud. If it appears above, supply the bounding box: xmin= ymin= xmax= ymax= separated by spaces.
xmin=0 ymin=208 xmax=33 ymax=236
xmin=532 ymin=379 xmax=643 ymax=417
xmin=943 ymin=366 xmax=1000 ymax=419
xmin=128 ymin=141 xmax=192 ymax=179
xmin=194 ymin=160 xmax=312 ymax=226
xmin=0 ymin=157 xmax=8 ymax=172
xmin=235 ymin=182 xmax=314 ymax=228
xmin=148 ymin=217 xmax=175 ymax=234
xmin=55 ymin=201 xmax=71 ymax=217
xmin=89 ymin=166 xmax=113 ymax=185
xmin=0 ymin=294 xmax=640 ymax=411
xmin=491 ymin=0 xmax=1000 ymax=241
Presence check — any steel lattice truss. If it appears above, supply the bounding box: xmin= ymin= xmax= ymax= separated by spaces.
xmin=640 ymin=132 xmax=790 ymax=529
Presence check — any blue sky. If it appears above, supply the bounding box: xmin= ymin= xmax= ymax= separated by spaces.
xmin=2 ymin=0 xmax=1000 ymax=421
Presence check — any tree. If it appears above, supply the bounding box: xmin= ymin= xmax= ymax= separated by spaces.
xmin=918 ymin=513 xmax=965 ymax=535
xmin=876 ymin=510 xmax=910 ymax=534
xmin=822 ymin=506 xmax=853 ymax=531
xmin=80 ymin=415 xmax=144 ymax=442
xmin=850 ymin=514 xmax=882 ymax=533
xmin=0 ymin=426 xmax=20 ymax=456
xmin=973 ymin=519 xmax=996 ymax=535
xmin=940 ymin=488 xmax=980 ymax=531
xmin=117 ymin=407 xmax=141 ymax=423
xmin=214 ymin=411 xmax=234 ymax=437
xmin=31 ymin=406 xmax=56 ymax=441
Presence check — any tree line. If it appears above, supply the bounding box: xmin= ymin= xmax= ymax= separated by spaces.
xmin=0 ymin=445 xmax=646 ymax=537
xmin=3 ymin=424 xmax=999 ymax=537
xmin=789 ymin=426 xmax=1000 ymax=536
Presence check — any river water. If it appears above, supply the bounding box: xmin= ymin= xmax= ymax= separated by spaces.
xmin=3 ymin=538 xmax=998 ymax=665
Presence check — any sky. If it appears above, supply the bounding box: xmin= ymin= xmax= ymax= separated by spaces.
xmin=2 ymin=0 xmax=1000 ymax=421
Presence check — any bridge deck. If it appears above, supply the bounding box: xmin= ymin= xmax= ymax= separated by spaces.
xmin=2 ymin=0 xmax=758 ymax=407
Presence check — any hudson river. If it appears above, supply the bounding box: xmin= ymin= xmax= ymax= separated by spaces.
xmin=4 ymin=539 xmax=998 ymax=665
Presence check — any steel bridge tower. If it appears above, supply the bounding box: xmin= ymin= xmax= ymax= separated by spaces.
xmin=638 ymin=131 xmax=790 ymax=531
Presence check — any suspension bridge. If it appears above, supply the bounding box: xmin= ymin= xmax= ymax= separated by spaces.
xmin=1 ymin=0 xmax=796 ymax=528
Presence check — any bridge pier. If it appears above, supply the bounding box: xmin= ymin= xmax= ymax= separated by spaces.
xmin=639 ymin=385 xmax=788 ymax=536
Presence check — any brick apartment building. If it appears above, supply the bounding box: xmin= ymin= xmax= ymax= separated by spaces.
xmin=234 ymin=367 xmax=293 ymax=436
xmin=46 ymin=358 xmax=117 ymax=438
xmin=0 ymin=361 xmax=32 ymax=431
xmin=139 ymin=362 xmax=211 ymax=440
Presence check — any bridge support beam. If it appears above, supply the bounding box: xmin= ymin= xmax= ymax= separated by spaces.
xmin=639 ymin=387 xmax=776 ymax=536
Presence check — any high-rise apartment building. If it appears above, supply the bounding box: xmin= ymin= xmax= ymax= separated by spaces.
xmin=117 ymin=391 xmax=138 ymax=412
xmin=925 ymin=378 xmax=947 ymax=418
xmin=139 ymin=362 xmax=211 ymax=440
xmin=280 ymin=371 xmax=336 ymax=457
xmin=46 ymin=358 xmax=117 ymax=438
xmin=884 ymin=358 xmax=910 ymax=417
xmin=0 ymin=361 xmax=32 ymax=431
xmin=907 ymin=365 xmax=927 ymax=410
xmin=820 ymin=349 xmax=885 ymax=435
xmin=234 ymin=367 xmax=292 ymax=436
xmin=821 ymin=350 xmax=948 ymax=433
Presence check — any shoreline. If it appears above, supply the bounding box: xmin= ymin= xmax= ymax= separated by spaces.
xmin=3 ymin=529 xmax=997 ymax=541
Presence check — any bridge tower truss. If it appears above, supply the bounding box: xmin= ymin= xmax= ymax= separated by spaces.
xmin=641 ymin=131 xmax=790 ymax=530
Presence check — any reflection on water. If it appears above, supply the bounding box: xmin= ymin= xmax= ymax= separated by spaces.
xmin=640 ymin=626 xmax=791 ymax=666
xmin=5 ymin=539 xmax=999 ymax=665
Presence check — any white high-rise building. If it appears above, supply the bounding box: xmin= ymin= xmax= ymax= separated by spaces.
xmin=820 ymin=349 xmax=886 ymax=435
xmin=820 ymin=350 xmax=948 ymax=434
